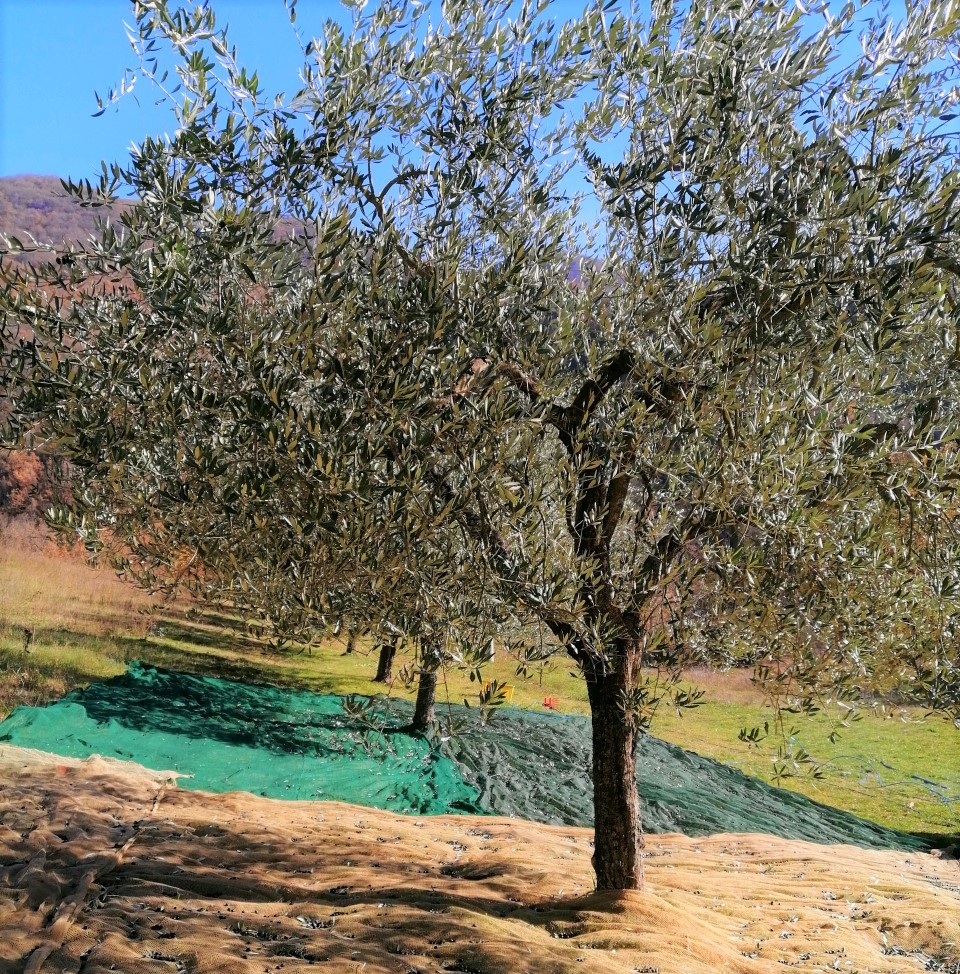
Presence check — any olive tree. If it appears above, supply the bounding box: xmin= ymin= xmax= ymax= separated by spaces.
xmin=4 ymin=0 xmax=960 ymax=892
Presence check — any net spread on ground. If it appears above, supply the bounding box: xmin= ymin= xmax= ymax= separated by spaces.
xmin=0 ymin=662 xmax=931 ymax=850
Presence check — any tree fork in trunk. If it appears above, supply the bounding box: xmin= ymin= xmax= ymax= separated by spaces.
xmin=585 ymin=645 xmax=644 ymax=891
xmin=374 ymin=638 xmax=397 ymax=683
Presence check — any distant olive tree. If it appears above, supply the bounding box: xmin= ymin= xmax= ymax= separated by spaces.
xmin=3 ymin=0 xmax=960 ymax=891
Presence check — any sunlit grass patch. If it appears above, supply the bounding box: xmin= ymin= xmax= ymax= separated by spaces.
xmin=0 ymin=521 xmax=154 ymax=640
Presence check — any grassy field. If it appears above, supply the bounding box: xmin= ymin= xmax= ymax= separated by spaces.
xmin=1 ymin=520 xmax=958 ymax=839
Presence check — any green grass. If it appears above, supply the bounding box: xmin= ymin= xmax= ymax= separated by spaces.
xmin=1 ymin=525 xmax=958 ymax=839
xmin=650 ymin=700 xmax=960 ymax=837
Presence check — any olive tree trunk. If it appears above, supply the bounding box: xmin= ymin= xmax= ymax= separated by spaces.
xmin=411 ymin=642 xmax=442 ymax=733
xmin=374 ymin=639 xmax=397 ymax=683
xmin=584 ymin=646 xmax=644 ymax=891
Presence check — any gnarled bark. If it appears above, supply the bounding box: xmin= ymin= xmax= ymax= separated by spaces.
xmin=584 ymin=646 xmax=644 ymax=891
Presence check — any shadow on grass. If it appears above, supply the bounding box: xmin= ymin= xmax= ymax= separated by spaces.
xmin=113 ymin=636 xmax=290 ymax=684
xmin=149 ymin=614 xmax=267 ymax=656
xmin=0 ymin=614 xmax=338 ymax=718
xmin=114 ymin=635 xmax=363 ymax=697
xmin=181 ymin=607 xmax=248 ymax=630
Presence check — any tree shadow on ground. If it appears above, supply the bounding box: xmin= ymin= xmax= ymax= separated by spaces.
xmin=0 ymin=778 xmax=601 ymax=974
xmin=109 ymin=636 xmax=313 ymax=689
xmin=5 ymin=765 xmax=959 ymax=974
xmin=148 ymin=615 xmax=268 ymax=656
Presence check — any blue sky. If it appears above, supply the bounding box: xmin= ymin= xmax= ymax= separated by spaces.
xmin=1 ymin=0 xmax=908 ymax=181
xmin=0 ymin=1 xmax=351 ymax=179
xmin=0 ymin=0 xmax=598 ymax=181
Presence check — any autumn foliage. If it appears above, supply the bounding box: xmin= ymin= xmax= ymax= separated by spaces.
xmin=0 ymin=451 xmax=59 ymax=522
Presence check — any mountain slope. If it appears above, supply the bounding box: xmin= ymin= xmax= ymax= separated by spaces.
xmin=0 ymin=175 xmax=114 ymax=256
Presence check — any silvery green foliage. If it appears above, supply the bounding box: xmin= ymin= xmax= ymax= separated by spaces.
xmin=2 ymin=0 xmax=960 ymax=723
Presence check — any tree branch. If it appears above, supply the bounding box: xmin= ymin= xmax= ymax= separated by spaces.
xmin=496 ymin=361 xmax=542 ymax=401
xmin=602 ymin=469 xmax=632 ymax=546
xmin=423 ymin=463 xmax=585 ymax=661
xmin=637 ymin=506 xmax=730 ymax=583
xmin=552 ymin=348 xmax=643 ymax=449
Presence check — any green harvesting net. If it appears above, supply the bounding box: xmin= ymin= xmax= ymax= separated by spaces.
xmin=0 ymin=663 xmax=932 ymax=851
xmin=432 ymin=706 xmax=932 ymax=850
xmin=0 ymin=663 xmax=484 ymax=815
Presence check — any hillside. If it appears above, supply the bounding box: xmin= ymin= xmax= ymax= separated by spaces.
xmin=0 ymin=175 xmax=117 ymax=520
xmin=0 ymin=174 xmax=118 ymax=259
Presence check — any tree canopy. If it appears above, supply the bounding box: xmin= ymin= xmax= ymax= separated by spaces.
xmin=3 ymin=0 xmax=960 ymax=890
